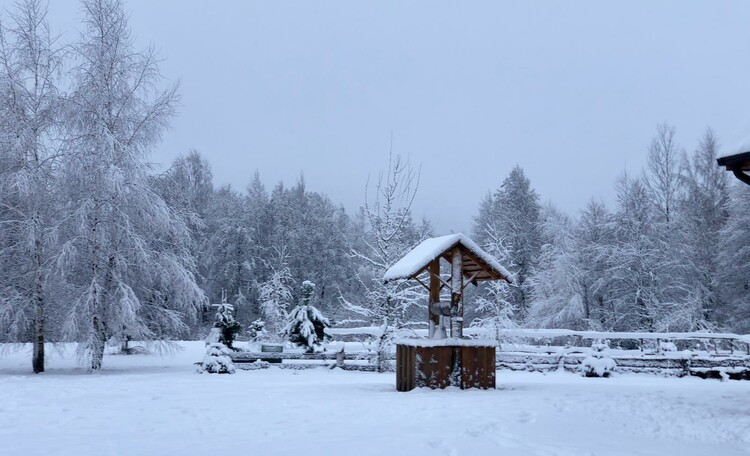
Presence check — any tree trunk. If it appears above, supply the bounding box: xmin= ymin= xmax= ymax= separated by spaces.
xmin=90 ymin=315 xmax=106 ymax=371
xmin=32 ymin=294 xmax=45 ymax=373
xmin=32 ymin=236 xmax=45 ymax=374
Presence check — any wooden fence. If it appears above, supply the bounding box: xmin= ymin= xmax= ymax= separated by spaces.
xmin=230 ymin=350 xmax=377 ymax=371
xmin=235 ymin=328 xmax=750 ymax=379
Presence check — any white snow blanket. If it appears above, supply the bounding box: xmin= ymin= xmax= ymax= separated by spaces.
xmin=1 ymin=341 xmax=749 ymax=456
xmin=383 ymin=233 xmax=514 ymax=283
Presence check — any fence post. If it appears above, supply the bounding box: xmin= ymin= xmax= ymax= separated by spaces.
xmin=336 ymin=348 xmax=345 ymax=368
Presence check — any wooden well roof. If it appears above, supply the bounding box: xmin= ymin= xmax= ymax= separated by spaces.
xmin=717 ymin=151 xmax=750 ymax=185
xmin=383 ymin=233 xmax=513 ymax=284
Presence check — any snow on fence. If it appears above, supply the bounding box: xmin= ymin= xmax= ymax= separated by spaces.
xmin=463 ymin=327 xmax=750 ymax=345
xmin=319 ymin=326 xmax=750 ymax=379
xmin=229 ymin=348 xmax=378 ymax=371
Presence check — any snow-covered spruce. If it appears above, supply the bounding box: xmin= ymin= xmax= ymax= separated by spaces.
xmin=199 ymin=330 xmax=236 ymax=374
xmin=212 ymin=295 xmax=242 ymax=350
xmin=247 ymin=319 xmax=268 ymax=342
xmin=284 ymin=281 xmax=330 ymax=353
xmin=581 ymin=341 xmax=616 ymax=378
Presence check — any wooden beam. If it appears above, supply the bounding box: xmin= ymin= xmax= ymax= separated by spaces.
xmin=451 ymin=246 xmax=463 ymax=338
xmin=435 ymin=274 xmax=451 ymax=290
xmin=733 ymin=169 xmax=750 ymax=186
xmin=428 ymin=260 xmax=441 ymax=338
xmin=414 ymin=276 xmax=429 ymax=292
xmin=462 ymin=271 xmax=481 ymax=291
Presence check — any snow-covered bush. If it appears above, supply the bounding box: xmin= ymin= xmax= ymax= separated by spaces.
xmin=659 ymin=341 xmax=677 ymax=353
xmin=199 ymin=342 xmax=236 ymax=374
xmin=213 ymin=297 xmax=242 ymax=350
xmin=284 ymin=281 xmax=330 ymax=353
xmin=581 ymin=340 xmax=616 ymax=378
xmin=247 ymin=319 xmax=268 ymax=342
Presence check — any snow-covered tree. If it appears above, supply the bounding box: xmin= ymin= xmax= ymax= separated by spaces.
xmin=266 ymin=177 xmax=353 ymax=315
xmin=527 ymin=204 xmax=586 ymax=329
xmin=604 ymin=174 xmax=680 ymax=331
xmin=645 ymin=123 xmax=682 ymax=224
xmin=341 ymin=149 xmax=428 ymax=371
xmin=204 ymin=185 xmax=254 ymax=321
xmin=574 ymin=201 xmax=614 ymax=329
xmin=0 ymin=0 xmax=64 ymax=372
xmin=473 ymin=166 xmax=541 ymax=320
xmin=199 ymin=327 xmax=235 ymax=374
xmin=676 ymin=129 xmax=728 ymax=329
xmin=284 ymin=281 xmax=330 ymax=353
xmin=581 ymin=340 xmax=616 ymax=378
xmin=258 ymin=251 xmax=293 ymax=340
xmin=469 ymin=226 xmax=517 ymax=338
xmin=56 ymin=0 xmax=205 ymax=370
xmin=211 ymin=293 xmax=241 ymax=350
xmin=717 ymin=183 xmax=750 ymax=333
xmin=199 ymin=342 xmax=236 ymax=374
xmin=246 ymin=318 xmax=267 ymax=342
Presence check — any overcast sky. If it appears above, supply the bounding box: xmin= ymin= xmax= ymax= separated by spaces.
xmin=21 ymin=1 xmax=750 ymax=233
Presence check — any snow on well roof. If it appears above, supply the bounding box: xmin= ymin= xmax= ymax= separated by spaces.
xmin=382 ymin=233 xmax=514 ymax=284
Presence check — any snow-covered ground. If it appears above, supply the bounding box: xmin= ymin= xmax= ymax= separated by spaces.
xmin=1 ymin=342 xmax=749 ymax=456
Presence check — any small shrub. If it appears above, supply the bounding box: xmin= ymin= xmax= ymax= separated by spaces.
xmin=198 ymin=342 xmax=236 ymax=374
xmin=581 ymin=340 xmax=616 ymax=378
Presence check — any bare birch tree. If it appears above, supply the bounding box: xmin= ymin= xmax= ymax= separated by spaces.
xmin=341 ymin=147 xmax=428 ymax=371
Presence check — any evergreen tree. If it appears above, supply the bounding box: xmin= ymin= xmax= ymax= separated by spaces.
xmin=199 ymin=342 xmax=236 ymax=374
xmin=473 ymin=165 xmax=541 ymax=320
xmin=284 ymin=281 xmax=330 ymax=353
xmin=212 ymin=292 xmax=241 ymax=350
xmin=199 ymin=325 xmax=235 ymax=374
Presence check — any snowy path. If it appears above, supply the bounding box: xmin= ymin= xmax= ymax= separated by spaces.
xmin=1 ymin=342 xmax=749 ymax=456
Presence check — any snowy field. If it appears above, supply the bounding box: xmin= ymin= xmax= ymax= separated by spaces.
xmin=1 ymin=342 xmax=749 ymax=456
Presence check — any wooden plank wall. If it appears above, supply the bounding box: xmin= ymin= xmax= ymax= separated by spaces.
xmin=461 ymin=346 xmax=496 ymax=389
xmin=396 ymin=345 xmax=416 ymax=391
xmin=396 ymin=345 xmax=496 ymax=391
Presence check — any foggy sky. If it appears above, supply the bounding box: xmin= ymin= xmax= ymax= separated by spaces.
xmin=21 ymin=1 xmax=750 ymax=233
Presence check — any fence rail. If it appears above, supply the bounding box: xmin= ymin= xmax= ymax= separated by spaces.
xmin=238 ymin=328 xmax=750 ymax=378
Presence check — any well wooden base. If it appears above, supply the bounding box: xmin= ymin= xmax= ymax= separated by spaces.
xmin=396 ymin=344 xmax=495 ymax=391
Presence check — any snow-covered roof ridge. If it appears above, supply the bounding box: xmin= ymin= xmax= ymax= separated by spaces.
xmin=383 ymin=232 xmax=513 ymax=283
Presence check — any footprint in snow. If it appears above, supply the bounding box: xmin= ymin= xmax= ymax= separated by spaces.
xmin=517 ymin=411 xmax=536 ymax=423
